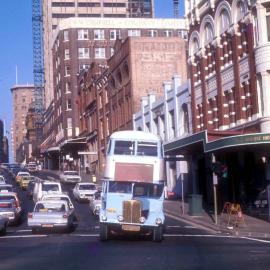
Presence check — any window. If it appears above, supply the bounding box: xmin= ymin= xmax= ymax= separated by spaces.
xmin=95 ymin=48 xmax=106 ymax=59
xmin=65 ymin=66 xmax=70 ymax=76
xmin=110 ymin=30 xmax=121 ymax=40
xmin=94 ymin=30 xmax=105 ymax=40
xmin=267 ymin=8 xmax=270 ymax=41
xmin=67 ymin=118 xmax=72 ymax=128
xmin=164 ymin=30 xmax=173 ymax=37
xmin=114 ymin=140 xmax=135 ymax=155
xmin=108 ymin=182 xmax=132 ymax=194
xmin=66 ymin=99 xmax=72 ymax=110
xmin=79 ymin=64 xmax=90 ymax=73
xmin=63 ymin=30 xmax=69 ymax=41
xmin=78 ymin=2 xmax=100 ymax=7
xmin=78 ymin=47 xmax=90 ymax=59
xmin=65 ymin=82 xmax=71 ymax=93
xmin=110 ymin=48 xmax=114 ymax=57
xmin=52 ymin=2 xmax=75 ymax=7
xmin=78 ymin=29 xmax=88 ymax=40
xmin=133 ymin=183 xmax=163 ymax=198
xmin=128 ymin=30 xmax=141 ymax=37
xmin=137 ymin=142 xmax=158 ymax=157
xmin=147 ymin=30 xmax=158 ymax=37
xmin=220 ymin=9 xmax=230 ymax=32
xmin=64 ymin=49 xmax=69 ymax=60
xmin=204 ymin=23 xmax=214 ymax=44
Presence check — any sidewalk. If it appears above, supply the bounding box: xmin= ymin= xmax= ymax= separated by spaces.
xmin=164 ymin=200 xmax=270 ymax=238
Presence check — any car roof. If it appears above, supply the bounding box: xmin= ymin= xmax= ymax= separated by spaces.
xmin=0 ymin=192 xmax=17 ymax=197
xmin=0 ymin=184 xmax=12 ymax=187
xmin=36 ymin=200 xmax=68 ymax=205
xmin=42 ymin=194 xmax=70 ymax=199
xmin=78 ymin=182 xmax=95 ymax=185
xmin=43 ymin=181 xmax=60 ymax=185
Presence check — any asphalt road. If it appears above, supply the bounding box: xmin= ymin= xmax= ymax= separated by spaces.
xmin=0 ymin=170 xmax=270 ymax=270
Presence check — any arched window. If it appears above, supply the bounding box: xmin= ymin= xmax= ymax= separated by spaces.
xmin=236 ymin=1 xmax=246 ymax=21
xmin=192 ymin=37 xmax=200 ymax=54
xmin=204 ymin=23 xmax=214 ymax=44
xmin=220 ymin=9 xmax=230 ymax=32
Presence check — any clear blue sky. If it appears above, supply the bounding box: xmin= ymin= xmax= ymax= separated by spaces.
xmin=0 ymin=0 xmax=184 ymax=134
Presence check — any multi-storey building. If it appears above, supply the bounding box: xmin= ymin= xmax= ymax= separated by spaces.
xmin=0 ymin=119 xmax=9 ymax=164
xmin=49 ymin=17 xmax=186 ymax=144
xmin=158 ymin=0 xmax=270 ymax=219
xmin=43 ymin=0 xmax=154 ymax=108
xmin=10 ymin=85 xmax=35 ymax=162
xmin=77 ymin=33 xmax=187 ymax=178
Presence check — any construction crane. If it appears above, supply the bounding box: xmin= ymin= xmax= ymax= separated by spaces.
xmin=32 ymin=0 xmax=44 ymax=141
xmin=173 ymin=0 xmax=179 ymax=18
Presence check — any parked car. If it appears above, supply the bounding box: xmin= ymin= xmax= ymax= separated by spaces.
xmin=60 ymin=171 xmax=81 ymax=184
xmin=89 ymin=190 xmax=101 ymax=216
xmin=0 ymin=200 xmax=22 ymax=225
xmin=72 ymin=183 xmax=97 ymax=202
xmin=15 ymin=171 xmax=30 ymax=185
xmin=28 ymin=200 xmax=74 ymax=233
xmin=0 ymin=216 xmax=8 ymax=235
xmin=0 ymin=193 xmax=23 ymax=225
xmin=33 ymin=181 xmax=62 ymax=203
xmin=0 ymin=184 xmax=13 ymax=193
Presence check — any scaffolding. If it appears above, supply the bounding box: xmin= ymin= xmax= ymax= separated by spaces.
xmin=173 ymin=0 xmax=179 ymax=18
xmin=32 ymin=0 xmax=44 ymax=141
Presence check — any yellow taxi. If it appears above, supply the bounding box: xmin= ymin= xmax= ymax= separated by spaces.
xmin=16 ymin=172 xmax=30 ymax=185
xmin=19 ymin=176 xmax=35 ymax=190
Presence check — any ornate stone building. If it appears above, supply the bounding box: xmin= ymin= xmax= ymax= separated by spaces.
xmin=163 ymin=0 xmax=270 ymax=219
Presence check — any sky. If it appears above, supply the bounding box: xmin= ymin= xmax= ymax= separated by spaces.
xmin=0 ymin=0 xmax=185 ymax=135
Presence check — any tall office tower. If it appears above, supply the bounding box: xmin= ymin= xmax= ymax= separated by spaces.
xmin=10 ymin=85 xmax=35 ymax=162
xmin=43 ymin=0 xmax=154 ymax=109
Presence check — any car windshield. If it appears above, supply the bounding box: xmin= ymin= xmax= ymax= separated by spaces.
xmin=44 ymin=197 xmax=70 ymax=204
xmin=42 ymin=184 xmax=59 ymax=192
xmin=79 ymin=185 xmax=96 ymax=190
xmin=94 ymin=191 xmax=101 ymax=200
xmin=108 ymin=182 xmax=132 ymax=194
xmin=133 ymin=183 xmax=163 ymax=198
xmin=137 ymin=141 xmax=158 ymax=156
xmin=35 ymin=202 xmax=67 ymax=212
xmin=64 ymin=172 xmax=78 ymax=176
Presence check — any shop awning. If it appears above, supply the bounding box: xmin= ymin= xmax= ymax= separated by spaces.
xmin=164 ymin=131 xmax=270 ymax=155
xmin=60 ymin=137 xmax=87 ymax=153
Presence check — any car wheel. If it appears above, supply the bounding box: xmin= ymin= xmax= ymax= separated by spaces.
xmin=100 ymin=223 xmax=109 ymax=241
xmin=0 ymin=223 xmax=7 ymax=236
xmin=32 ymin=228 xmax=38 ymax=234
xmin=152 ymin=226 xmax=163 ymax=243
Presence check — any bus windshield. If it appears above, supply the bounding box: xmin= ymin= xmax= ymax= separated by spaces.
xmin=113 ymin=140 xmax=158 ymax=157
xmin=108 ymin=182 xmax=132 ymax=194
xmin=133 ymin=183 xmax=163 ymax=198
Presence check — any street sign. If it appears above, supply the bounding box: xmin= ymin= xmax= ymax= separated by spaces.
xmin=78 ymin=151 xmax=97 ymax=155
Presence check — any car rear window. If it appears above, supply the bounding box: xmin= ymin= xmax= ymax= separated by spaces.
xmin=42 ymin=184 xmax=60 ymax=192
xmin=79 ymin=185 xmax=96 ymax=190
xmin=0 ymin=195 xmax=16 ymax=201
xmin=0 ymin=202 xmax=13 ymax=208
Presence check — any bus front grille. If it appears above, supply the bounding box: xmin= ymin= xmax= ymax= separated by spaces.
xmin=123 ymin=200 xmax=141 ymax=223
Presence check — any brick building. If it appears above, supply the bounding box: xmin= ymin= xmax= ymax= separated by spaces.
xmin=42 ymin=17 xmax=186 ymax=170
xmin=162 ymin=0 xmax=270 ymax=218
xmin=43 ymin=0 xmax=154 ymax=108
xmin=77 ymin=35 xmax=187 ymax=178
xmin=10 ymin=85 xmax=34 ymax=162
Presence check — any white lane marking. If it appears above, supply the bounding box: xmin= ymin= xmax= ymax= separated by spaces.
xmin=16 ymin=229 xmax=32 ymax=233
xmin=0 ymin=235 xmax=47 ymax=239
xmin=165 ymin=212 xmax=217 ymax=234
xmin=167 ymin=225 xmax=182 ymax=228
xmin=164 ymin=234 xmax=233 ymax=238
xmin=184 ymin=226 xmax=197 ymax=229
xmin=94 ymin=226 xmax=100 ymax=229
xmin=240 ymin=237 xmax=270 ymax=244
xmin=71 ymin=234 xmax=99 ymax=237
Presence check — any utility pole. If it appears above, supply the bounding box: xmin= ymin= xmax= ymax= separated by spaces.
xmin=212 ymin=154 xmax=218 ymax=225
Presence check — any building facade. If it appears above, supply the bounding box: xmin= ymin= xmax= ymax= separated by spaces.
xmin=10 ymin=85 xmax=35 ymax=162
xmin=161 ymin=0 xmax=270 ymax=220
xmin=43 ymin=0 xmax=154 ymax=108
xmin=77 ymin=32 xmax=187 ymax=178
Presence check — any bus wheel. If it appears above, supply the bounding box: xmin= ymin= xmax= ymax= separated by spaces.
xmin=100 ymin=223 xmax=109 ymax=241
xmin=152 ymin=226 xmax=163 ymax=242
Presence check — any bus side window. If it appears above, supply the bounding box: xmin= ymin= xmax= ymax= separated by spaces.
xmin=107 ymin=140 xmax=112 ymax=155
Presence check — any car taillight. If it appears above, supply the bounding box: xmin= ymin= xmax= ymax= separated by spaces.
xmin=15 ymin=201 xmax=20 ymax=208
xmin=63 ymin=214 xmax=68 ymax=219
xmin=28 ymin=213 xmax=33 ymax=219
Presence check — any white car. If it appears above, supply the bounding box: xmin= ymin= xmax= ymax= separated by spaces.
xmin=33 ymin=181 xmax=62 ymax=203
xmin=72 ymin=183 xmax=97 ymax=202
xmin=41 ymin=194 xmax=74 ymax=213
xmin=60 ymin=171 xmax=81 ymax=184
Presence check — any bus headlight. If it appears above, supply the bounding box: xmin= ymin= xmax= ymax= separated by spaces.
xmin=155 ymin=218 xmax=162 ymax=225
xmin=139 ymin=217 xmax=146 ymax=223
xmin=117 ymin=215 xmax=124 ymax=222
